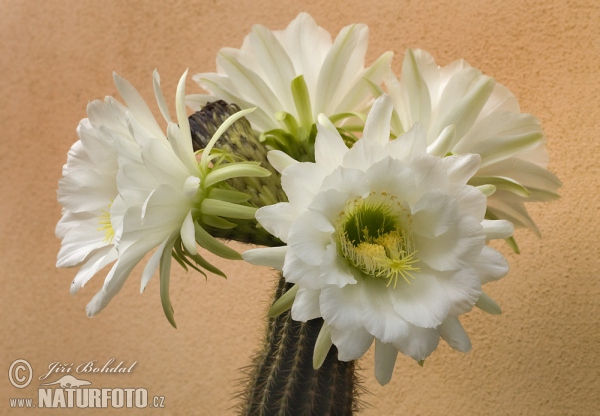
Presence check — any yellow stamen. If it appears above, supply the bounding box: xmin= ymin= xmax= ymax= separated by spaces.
xmin=337 ymin=196 xmax=420 ymax=288
xmin=97 ymin=201 xmax=115 ymax=243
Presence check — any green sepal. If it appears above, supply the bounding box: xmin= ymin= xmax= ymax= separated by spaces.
xmin=171 ymin=247 xmax=189 ymax=272
xmin=476 ymin=184 xmax=497 ymax=197
xmin=417 ymin=360 xmax=425 ymax=367
xmin=486 ymin=210 xmax=520 ymax=253
xmin=194 ymin=223 xmax=242 ymax=260
xmin=260 ymin=129 xmax=301 ymax=159
xmin=267 ymin=284 xmax=299 ymax=318
xmin=200 ymin=107 xmax=256 ymax=173
xmin=204 ymin=162 xmax=271 ymax=188
xmin=201 ymin=214 xmax=237 ymax=230
xmin=328 ymin=112 xmax=366 ymax=124
xmin=505 ymin=235 xmax=521 ymax=254
xmin=173 ymin=240 xmax=207 ymax=278
xmin=160 ymin=235 xmax=178 ymax=328
xmin=201 ymin=198 xmax=258 ymax=220
xmin=469 ymin=176 xmax=531 ymax=197
xmin=180 ymin=241 xmax=226 ymax=278
xmin=208 ymin=188 xmax=251 ymax=204
xmin=313 ymin=323 xmax=332 ymax=370
xmin=475 ymin=292 xmax=502 ymax=315
xmin=291 ymin=75 xmax=313 ymax=130
xmin=276 ymin=111 xmax=299 ymax=138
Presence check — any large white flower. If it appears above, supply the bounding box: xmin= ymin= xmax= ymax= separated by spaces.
xmin=94 ymin=71 xmax=269 ymax=326
xmin=58 ymin=71 xmax=268 ymax=324
xmin=188 ymin=13 xmax=392 ymax=155
xmin=56 ymin=83 xmax=150 ymax=299
xmin=243 ymin=95 xmax=513 ymax=385
xmin=386 ymin=49 xmax=561 ymax=241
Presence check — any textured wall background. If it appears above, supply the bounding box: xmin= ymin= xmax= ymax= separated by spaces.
xmin=1 ymin=0 xmax=598 ymax=414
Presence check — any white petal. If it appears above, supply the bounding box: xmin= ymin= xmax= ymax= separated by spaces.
xmin=342 ymin=137 xmax=388 ymax=171
xmin=411 ymin=191 xmax=458 ymax=238
xmin=440 ymin=317 xmax=471 ymax=352
xmin=473 ymin=245 xmax=509 ymax=283
xmin=440 ymin=153 xmax=481 ymax=185
xmin=216 ymin=48 xmax=282 ymax=118
xmin=255 ymin=203 xmax=300 ymax=243
xmin=319 ymin=243 xmax=358 ymax=287
xmin=374 ymin=339 xmax=399 ymax=386
xmin=140 ymin=139 xmax=190 ymax=190
xmin=392 ymin=325 xmax=440 ymax=362
xmin=315 ymin=23 xmax=368 ymax=115
xmin=166 ymin=123 xmax=199 ymax=176
xmin=329 ymin=325 xmax=374 ymax=361
xmin=86 ymin=242 xmax=149 ymax=317
xmin=362 ymin=94 xmax=394 ymax=145
xmin=389 ymin=272 xmax=450 ymax=328
xmin=287 ymin=211 xmax=332 ymax=265
xmin=361 ymin=278 xmax=411 ymax=343
xmin=487 ymin=192 xmax=540 ymax=234
xmin=267 ymin=150 xmax=298 ymax=173
xmin=180 ymin=210 xmax=197 ymax=255
xmin=70 ymin=246 xmax=118 ymax=295
xmin=477 ymin=157 xmax=561 ymax=196
xmin=404 ymin=153 xmax=449 ymax=196
xmin=414 ymin=215 xmax=485 ymax=271
xmin=453 ymin=185 xmax=487 ymax=221
xmin=291 ymin=288 xmax=322 ymax=321
xmin=428 ymin=69 xmax=495 ymax=143
xmin=482 ymin=219 xmax=514 ymax=240
xmin=152 ymin=69 xmax=171 ymax=123
xmin=281 ymin=162 xmax=327 ymax=209
xmin=314 ymin=123 xmax=349 ymax=171
xmin=386 ymin=123 xmax=428 ymax=160
xmin=282 ymin=250 xmax=323 ymax=289
xmin=248 ymin=24 xmax=296 ymax=113
xmin=319 ymin=166 xmax=370 ymax=196
xmin=112 ymin=72 xmax=166 ymax=142
xmin=397 ymin=49 xmax=433 ymax=130
xmin=278 ymin=13 xmax=331 ymax=100
xmin=334 ymin=51 xmax=393 ymax=114
xmin=364 ymin=157 xmax=416 ymax=201
xmin=435 ymin=267 xmax=481 ymax=317
xmin=56 ymin=212 xmax=112 ymax=268
xmin=242 ymin=246 xmax=288 ymax=270
xmin=140 ymin=236 xmax=169 ymax=292
xmin=194 ymin=73 xmax=276 ymax=131
xmin=320 ymin=282 xmax=364 ymax=331
xmin=426 ymin=124 xmax=457 ymax=156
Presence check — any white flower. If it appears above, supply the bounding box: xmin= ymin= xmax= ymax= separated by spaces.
xmin=58 ymin=71 xmax=269 ymax=324
xmin=243 ymin=95 xmax=513 ymax=385
xmin=56 ymin=85 xmax=146 ymax=299
xmin=386 ymin=49 xmax=561 ymax=241
xmin=89 ymin=71 xmax=269 ymax=325
xmin=188 ymin=13 xmax=392 ymax=152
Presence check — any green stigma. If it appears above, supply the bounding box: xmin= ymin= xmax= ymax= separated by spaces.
xmin=337 ymin=195 xmax=420 ymax=288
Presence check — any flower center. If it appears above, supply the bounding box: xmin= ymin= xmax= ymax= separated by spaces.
xmin=97 ymin=202 xmax=115 ymax=244
xmin=337 ymin=194 xmax=419 ymax=288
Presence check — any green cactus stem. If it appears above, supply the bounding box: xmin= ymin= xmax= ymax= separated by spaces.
xmin=238 ymin=275 xmax=363 ymax=416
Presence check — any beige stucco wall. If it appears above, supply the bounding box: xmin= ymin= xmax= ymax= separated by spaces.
xmin=1 ymin=0 xmax=598 ymax=414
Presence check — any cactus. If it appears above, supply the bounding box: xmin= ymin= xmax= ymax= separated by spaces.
xmin=238 ymin=275 xmax=363 ymax=416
